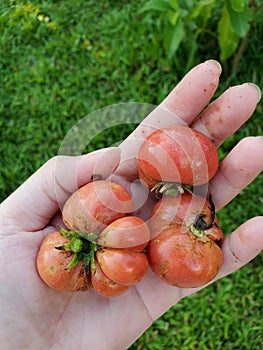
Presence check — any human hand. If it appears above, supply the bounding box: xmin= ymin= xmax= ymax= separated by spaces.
xmin=0 ymin=60 xmax=262 ymax=350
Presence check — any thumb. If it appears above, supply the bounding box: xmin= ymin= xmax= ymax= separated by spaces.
xmin=0 ymin=147 xmax=121 ymax=232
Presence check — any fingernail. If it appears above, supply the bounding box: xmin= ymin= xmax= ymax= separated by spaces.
xmin=204 ymin=59 xmax=222 ymax=74
xmin=247 ymin=83 xmax=262 ymax=103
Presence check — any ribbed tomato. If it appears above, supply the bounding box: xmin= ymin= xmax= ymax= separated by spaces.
xmin=91 ymin=260 xmax=130 ymax=297
xmin=37 ymin=231 xmax=91 ymax=292
xmin=37 ymin=180 xmax=150 ymax=296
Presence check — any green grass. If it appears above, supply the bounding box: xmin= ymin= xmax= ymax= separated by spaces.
xmin=130 ymin=268 xmax=263 ymax=350
xmin=1 ymin=1 xmax=263 ymax=349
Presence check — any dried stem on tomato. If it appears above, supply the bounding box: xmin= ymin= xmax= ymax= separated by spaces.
xmin=151 ymin=181 xmax=193 ymax=199
xmin=193 ymin=194 xmax=216 ymax=231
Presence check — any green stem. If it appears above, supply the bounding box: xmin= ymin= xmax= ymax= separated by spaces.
xmin=58 ymin=227 xmax=99 ymax=271
xmin=90 ymin=243 xmax=97 ymax=272
xmin=232 ymin=29 xmax=250 ymax=73
xmin=63 ymin=237 xmax=83 ymax=253
xmin=189 ymin=224 xmax=205 ymax=238
xmin=65 ymin=252 xmax=83 ymax=269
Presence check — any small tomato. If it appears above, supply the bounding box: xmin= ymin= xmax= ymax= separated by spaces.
xmin=98 ymin=216 xmax=150 ymax=251
xmin=148 ymin=224 xmax=223 ymax=288
xmin=37 ymin=231 xmax=91 ymax=292
xmin=138 ymin=125 xmax=219 ymax=188
xmin=91 ymin=260 xmax=130 ymax=297
xmin=96 ymin=248 xmax=148 ymax=286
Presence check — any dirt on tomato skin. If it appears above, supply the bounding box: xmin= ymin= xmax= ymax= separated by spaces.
xmin=148 ymin=225 xmax=223 ymax=288
xmin=156 ymin=260 xmax=169 ymax=274
xmin=50 ymin=265 xmax=56 ymax=273
xmin=74 ymin=266 xmax=92 ymax=292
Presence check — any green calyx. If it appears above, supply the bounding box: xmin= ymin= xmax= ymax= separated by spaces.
xmin=62 ymin=237 xmax=83 ymax=253
xmin=189 ymin=224 xmax=206 ymax=238
xmin=56 ymin=227 xmax=100 ymax=270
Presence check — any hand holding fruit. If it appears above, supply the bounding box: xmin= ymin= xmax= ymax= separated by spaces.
xmin=36 ymin=123 xmax=224 ymax=293
xmin=1 ymin=60 xmax=262 ymax=350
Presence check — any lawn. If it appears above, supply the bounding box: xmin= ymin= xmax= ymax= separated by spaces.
xmin=1 ymin=1 xmax=262 ymax=349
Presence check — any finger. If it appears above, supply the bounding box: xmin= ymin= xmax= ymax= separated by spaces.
xmin=128 ymin=60 xmax=221 ymax=141
xmin=192 ymin=83 xmax=261 ymax=146
xmin=0 ymin=147 xmax=121 ymax=232
xmin=209 ymin=136 xmax=263 ymax=210
xmin=117 ymin=60 xmax=222 ymax=179
xmin=161 ymin=59 xmax=221 ymax=123
xmin=216 ymin=216 xmax=263 ymax=278
xmin=180 ymin=215 xmax=263 ymax=299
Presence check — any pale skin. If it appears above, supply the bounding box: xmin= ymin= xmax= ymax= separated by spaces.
xmin=0 ymin=60 xmax=263 ymax=350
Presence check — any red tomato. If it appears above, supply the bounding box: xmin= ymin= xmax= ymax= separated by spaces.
xmin=138 ymin=125 xmax=219 ymax=187
xmin=37 ymin=231 xmax=91 ymax=292
xmin=137 ymin=166 xmax=159 ymax=190
xmin=62 ymin=180 xmax=133 ymax=235
xmin=91 ymin=260 xmax=130 ymax=297
xmin=148 ymin=224 xmax=223 ymax=288
xmin=96 ymin=248 xmax=148 ymax=286
xmin=92 ymin=215 xmax=150 ymax=293
xmin=97 ymin=216 xmax=150 ymax=251
xmin=149 ymin=192 xmax=223 ymax=244
xmin=37 ymin=222 xmax=149 ymax=294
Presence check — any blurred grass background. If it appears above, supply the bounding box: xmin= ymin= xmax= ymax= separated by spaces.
xmin=0 ymin=1 xmax=262 ymax=349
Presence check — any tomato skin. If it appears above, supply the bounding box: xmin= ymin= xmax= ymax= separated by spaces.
xmin=96 ymin=249 xmax=148 ymax=286
xmin=138 ymin=125 xmax=219 ymax=187
xmin=149 ymin=192 xmax=223 ymax=244
xmin=138 ymin=166 xmax=159 ymax=190
xmin=91 ymin=260 xmax=130 ymax=297
xmin=94 ymin=216 xmax=150 ymax=292
xmin=148 ymin=225 xmax=223 ymax=288
xmin=62 ymin=180 xmax=133 ymax=235
xmin=37 ymin=231 xmax=91 ymax=292
xmin=98 ymin=216 xmax=150 ymax=251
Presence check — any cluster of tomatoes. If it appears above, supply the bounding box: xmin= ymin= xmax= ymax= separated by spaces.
xmin=37 ymin=125 xmax=224 ymax=296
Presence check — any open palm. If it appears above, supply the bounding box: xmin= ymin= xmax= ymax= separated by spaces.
xmin=1 ymin=60 xmax=262 ymax=350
